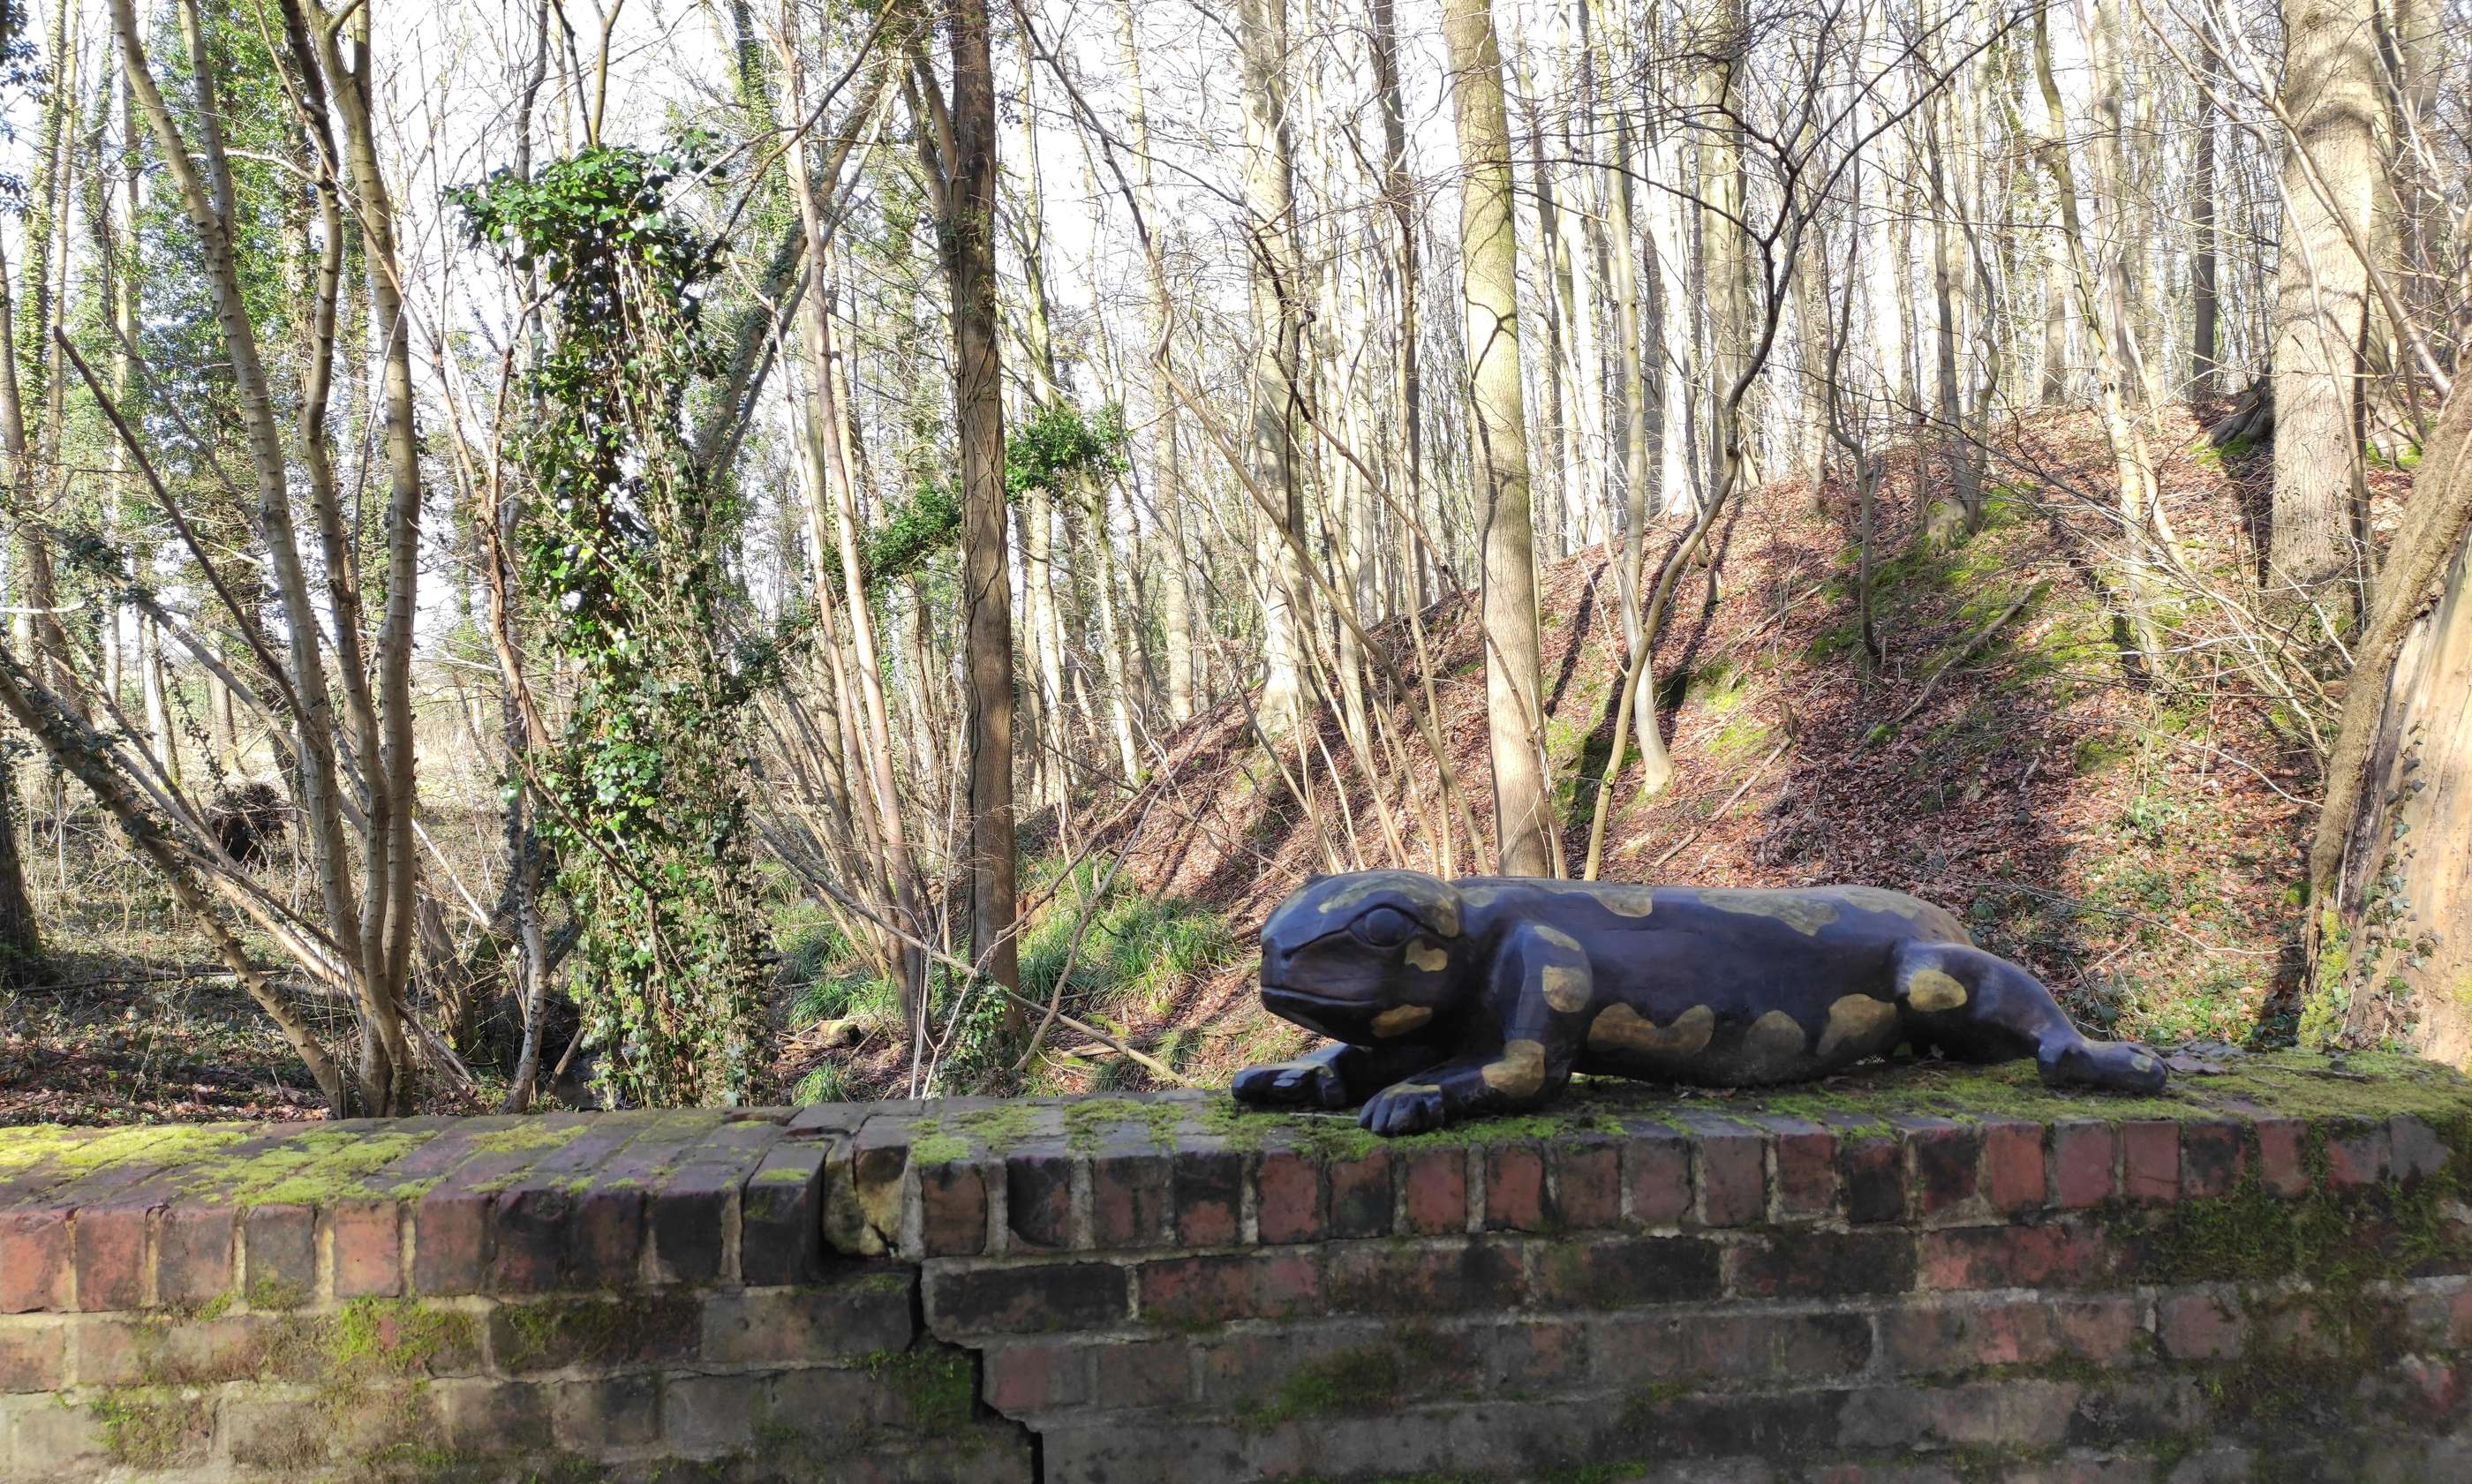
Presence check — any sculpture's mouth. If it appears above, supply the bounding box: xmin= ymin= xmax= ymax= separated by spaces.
xmin=1257 ymin=982 xmax=1368 ymax=1021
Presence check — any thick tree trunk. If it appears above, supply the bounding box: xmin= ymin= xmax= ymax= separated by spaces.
xmin=2314 ymin=380 xmax=2472 ymax=1060
xmin=2271 ymin=0 xmax=2383 ymax=599
xmin=1443 ymin=0 xmax=1553 ymax=878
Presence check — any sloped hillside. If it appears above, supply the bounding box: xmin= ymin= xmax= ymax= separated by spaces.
xmin=896 ymin=405 xmax=2368 ymax=1100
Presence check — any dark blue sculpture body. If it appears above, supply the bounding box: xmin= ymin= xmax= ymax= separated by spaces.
xmin=1233 ymin=872 xmax=2166 ymax=1134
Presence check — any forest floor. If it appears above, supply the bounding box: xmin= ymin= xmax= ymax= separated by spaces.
xmin=0 ymin=403 xmax=2402 ymax=1124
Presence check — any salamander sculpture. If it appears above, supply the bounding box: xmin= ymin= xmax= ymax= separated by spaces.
xmin=1232 ymin=872 xmax=2167 ymax=1134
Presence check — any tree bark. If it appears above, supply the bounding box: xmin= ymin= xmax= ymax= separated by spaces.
xmin=1443 ymin=0 xmax=1553 ymax=878
xmin=2311 ymin=379 xmax=2472 ymax=1061
xmin=2271 ymin=0 xmax=2383 ymax=599
xmin=936 ymin=0 xmax=1017 ymax=1009
xmin=1237 ymin=0 xmax=1310 ymax=737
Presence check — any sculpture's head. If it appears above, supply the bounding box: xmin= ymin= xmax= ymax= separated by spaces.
xmin=1256 ymin=870 xmax=1468 ymax=1043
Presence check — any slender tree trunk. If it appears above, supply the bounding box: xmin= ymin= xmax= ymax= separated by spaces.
xmin=1443 ymin=0 xmax=1553 ymax=878
xmin=1113 ymin=0 xmax=1197 ymax=726
xmin=937 ymin=0 xmax=1017 ymax=1008
xmin=2192 ymin=20 xmax=2221 ymax=397
xmin=1235 ymin=0 xmax=1309 ymax=738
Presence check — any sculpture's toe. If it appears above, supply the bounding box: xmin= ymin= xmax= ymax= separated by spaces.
xmin=1359 ymin=1082 xmax=1444 ymax=1135
xmin=2039 ymin=1039 xmax=2167 ymax=1095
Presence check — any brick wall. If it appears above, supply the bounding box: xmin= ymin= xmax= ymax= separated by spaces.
xmin=5 ymin=1053 xmax=2471 ymax=1482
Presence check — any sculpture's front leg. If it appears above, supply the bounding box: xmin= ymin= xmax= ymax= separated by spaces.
xmin=1232 ymin=1039 xmax=1447 ymax=1111
xmin=1359 ymin=923 xmax=1589 ymax=1135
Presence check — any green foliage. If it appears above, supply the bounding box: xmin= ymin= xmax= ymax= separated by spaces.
xmin=1005 ymin=400 xmax=1129 ymax=497
xmin=817 ymin=402 xmax=1127 ymax=591
xmin=454 ymin=147 xmax=765 ymax=1108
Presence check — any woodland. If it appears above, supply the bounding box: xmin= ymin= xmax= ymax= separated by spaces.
xmin=0 ymin=0 xmax=2464 ymax=1124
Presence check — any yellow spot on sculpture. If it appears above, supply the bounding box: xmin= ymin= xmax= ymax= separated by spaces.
xmin=1740 ymin=1010 xmax=1809 ymax=1074
xmin=1540 ymin=964 xmax=1590 ymax=1013
xmin=1481 ymin=1039 xmax=1547 ymax=1096
xmin=1908 ymin=968 xmax=1970 ymax=1013
xmin=1693 ymin=889 xmax=1840 ymax=936
xmin=1586 ymin=1003 xmax=1715 ymax=1056
xmin=1405 ymin=942 xmax=1448 ymax=973
xmin=1831 ymin=885 xmax=1927 ymax=919
xmin=1600 ymin=886 xmax=1655 ymax=918
xmin=1815 ymin=994 xmax=1900 ymax=1059
xmin=1371 ymin=1005 xmax=1433 ymax=1037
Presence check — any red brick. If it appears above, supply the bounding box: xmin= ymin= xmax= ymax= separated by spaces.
xmin=1325 ymin=1239 xmax=1526 ymax=1315
xmin=2254 ymin=1115 xmax=2309 ymax=1197
xmin=241 ymin=1205 xmax=315 ymax=1306
xmin=1902 ymin=1119 xmax=1981 ymax=1218
xmin=72 ymin=1202 xmax=149 ymax=1311
xmin=1726 ymin=1229 xmax=1915 ymax=1298
xmin=921 ymin=1160 xmax=990 ymax=1257
xmin=1836 ymin=1132 xmax=1905 ymax=1224
xmin=1880 ymin=1295 xmax=2138 ymax=1373
xmin=1526 ymin=1234 xmax=1722 ymax=1309
xmin=1623 ymin=1126 xmax=1691 ymax=1226
xmin=1255 ymin=1149 xmax=1323 ymax=1244
xmin=1401 ymin=1146 xmax=1468 ymax=1235
xmin=928 ymin=1260 xmax=1130 ymax=1335
xmin=2391 ymin=1115 xmax=2450 ymax=1184
xmin=648 ymin=1161 xmax=739 ymax=1283
xmin=985 ymin=1339 xmax=1092 ymax=1412
xmin=2325 ymin=1119 xmax=2393 ymax=1190
xmin=2158 ymin=1292 xmax=2243 ymax=1359
xmin=703 ymin=1280 xmax=910 ymax=1365
xmin=1549 ymin=1138 xmax=1619 ymax=1230
xmin=1092 ymin=1337 xmax=1192 ymax=1409
xmin=1762 ymin=1119 xmax=1838 ymax=1221
xmin=0 ymin=1318 xmax=66 ymax=1390
xmin=1089 ymin=1145 xmax=1171 ymax=1248
xmin=0 ymin=1209 xmax=70 ymax=1313
xmin=1920 ymin=1224 xmax=2111 ymax=1290
xmin=1172 ymin=1149 xmax=1241 ymax=1246
xmin=331 ymin=1200 xmax=403 ymax=1299
xmin=2050 ymin=1121 xmax=2117 ymax=1209
xmin=1484 ymin=1144 xmax=1548 ymax=1232
xmin=1006 ymin=1148 xmax=1075 ymax=1250
xmin=569 ymin=1181 xmax=644 ymax=1285
xmin=2121 ymin=1120 xmax=2180 ymax=1203
xmin=1689 ymin=1119 xmax=1764 ymax=1227
xmin=154 ymin=1205 xmax=235 ymax=1307
xmin=1136 ymin=1251 xmax=1319 ymax=1326
xmin=410 ymin=1184 xmax=490 ymax=1296
xmin=741 ymin=1141 xmax=825 ymax=1284
xmin=1327 ymin=1148 xmax=1393 ymax=1239
xmin=2178 ymin=1120 xmax=2247 ymax=1200
xmin=1981 ymin=1119 xmax=2046 ymax=1213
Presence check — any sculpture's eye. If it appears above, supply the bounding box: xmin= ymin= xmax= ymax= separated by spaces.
xmin=1353 ymin=906 xmax=1415 ymax=949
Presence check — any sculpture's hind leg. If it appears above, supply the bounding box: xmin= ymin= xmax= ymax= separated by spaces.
xmin=1891 ymin=940 xmax=2167 ymax=1094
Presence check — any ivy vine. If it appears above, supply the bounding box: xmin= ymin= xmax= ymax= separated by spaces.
xmin=454 ymin=146 xmax=767 ymax=1107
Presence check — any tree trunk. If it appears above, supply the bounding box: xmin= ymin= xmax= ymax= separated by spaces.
xmin=2192 ymin=20 xmax=2221 ymax=397
xmin=939 ymin=0 xmax=1017 ymax=1009
xmin=1442 ymin=0 xmax=1553 ymax=878
xmin=2271 ymin=0 xmax=2382 ymax=599
xmin=2312 ymin=379 xmax=2472 ymax=1060
xmin=1236 ymin=0 xmax=1309 ymax=738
